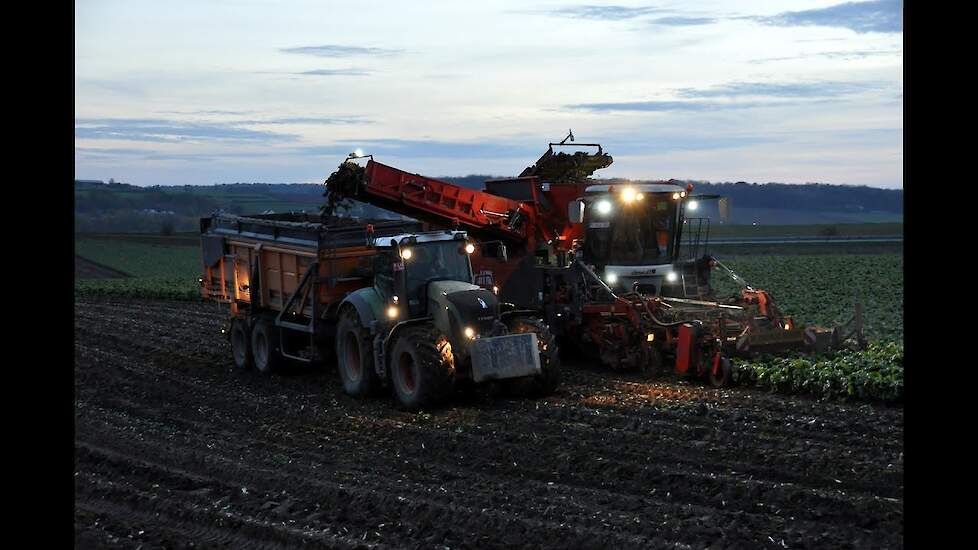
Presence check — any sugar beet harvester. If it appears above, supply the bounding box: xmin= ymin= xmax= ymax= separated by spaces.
xmin=322 ymin=138 xmax=865 ymax=386
xmin=199 ymin=213 xmax=560 ymax=410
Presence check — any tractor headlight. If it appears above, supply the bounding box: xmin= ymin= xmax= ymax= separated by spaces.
xmin=386 ymin=306 xmax=399 ymax=319
xmin=672 ymin=192 xmax=680 ymax=200
xmin=621 ymin=187 xmax=636 ymax=203
xmin=400 ymin=248 xmax=413 ymax=260
xmin=666 ymin=272 xmax=678 ymax=282
xmin=464 ymin=326 xmax=476 ymax=339
xmin=596 ymin=200 xmax=612 ymax=215
xmin=464 ymin=243 xmax=476 ymax=254
xmin=688 ymin=200 xmax=698 ymax=211
xmin=605 ymin=272 xmax=618 ymax=285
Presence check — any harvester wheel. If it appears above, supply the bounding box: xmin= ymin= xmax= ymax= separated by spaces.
xmin=335 ymin=307 xmax=381 ymax=398
xmin=251 ymin=317 xmax=283 ymax=375
xmin=505 ymin=317 xmax=561 ymax=396
xmin=389 ymin=325 xmax=455 ymax=411
xmin=709 ymin=356 xmax=732 ymax=388
xmin=230 ymin=317 xmax=253 ymax=370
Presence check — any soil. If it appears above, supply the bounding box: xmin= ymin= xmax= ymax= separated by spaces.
xmin=75 ymin=297 xmax=903 ymax=549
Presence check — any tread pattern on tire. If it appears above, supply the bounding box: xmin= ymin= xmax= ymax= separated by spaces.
xmin=335 ymin=307 xmax=381 ymax=397
xmin=389 ymin=324 xmax=455 ymax=411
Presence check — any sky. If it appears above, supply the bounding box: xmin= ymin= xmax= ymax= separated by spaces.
xmin=75 ymin=0 xmax=903 ymax=188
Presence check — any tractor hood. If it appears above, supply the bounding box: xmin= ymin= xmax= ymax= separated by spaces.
xmin=428 ymin=280 xmax=499 ymax=341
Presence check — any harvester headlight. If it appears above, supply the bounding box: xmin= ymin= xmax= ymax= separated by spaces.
xmin=688 ymin=200 xmax=698 ymax=211
xmin=621 ymin=187 xmax=636 ymax=203
xmin=464 ymin=243 xmax=476 ymax=254
xmin=605 ymin=272 xmax=618 ymax=285
xmin=646 ymin=333 xmax=655 ymax=342
xmin=596 ymin=200 xmax=612 ymax=215
xmin=386 ymin=306 xmax=399 ymax=319
xmin=672 ymin=192 xmax=680 ymax=200
xmin=400 ymin=248 xmax=413 ymax=260
xmin=680 ymin=191 xmax=687 ymax=198
xmin=492 ymin=285 xmax=499 ymax=295
xmin=666 ymin=272 xmax=678 ymax=282
xmin=464 ymin=326 xmax=476 ymax=339
xmin=636 ymin=193 xmax=644 ymax=201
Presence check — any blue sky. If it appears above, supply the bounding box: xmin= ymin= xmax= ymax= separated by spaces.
xmin=75 ymin=0 xmax=903 ymax=188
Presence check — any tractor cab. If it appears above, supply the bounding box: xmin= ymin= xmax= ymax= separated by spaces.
xmin=571 ymin=182 xmax=695 ymax=296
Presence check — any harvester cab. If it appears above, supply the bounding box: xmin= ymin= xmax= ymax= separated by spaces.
xmin=336 ymin=229 xmax=560 ymax=409
xmin=569 ymin=181 xmax=697 ymax=298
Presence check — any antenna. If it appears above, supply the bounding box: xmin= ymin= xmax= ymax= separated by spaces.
xmin=559 ymin=129 xmax=575 ymax=144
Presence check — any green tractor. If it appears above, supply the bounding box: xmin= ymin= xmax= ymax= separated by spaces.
xmin=334 ymin=230 xmax=560 ymax=410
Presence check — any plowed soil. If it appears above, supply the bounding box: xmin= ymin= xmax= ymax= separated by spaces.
xmin=75 ymin=297 xmax=903 ymax=549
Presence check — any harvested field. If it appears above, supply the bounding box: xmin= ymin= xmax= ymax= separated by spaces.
xmin=75 ymin=255 xmax=130 ymax=279
xmin=75 ymin=297 xmax=903 ymax=549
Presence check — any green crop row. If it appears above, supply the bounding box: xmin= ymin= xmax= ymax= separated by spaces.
xmin=731 ymin=340 xmax=903 ymax=402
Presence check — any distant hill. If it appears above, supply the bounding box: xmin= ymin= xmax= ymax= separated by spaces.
xmin=75 ymin=177 xmax=902 ymax=233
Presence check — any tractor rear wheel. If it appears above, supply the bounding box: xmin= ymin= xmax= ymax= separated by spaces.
xmin=251 ymin=316 xmax=283 ymax=375
xmin=709 ymin=356 xmax=732 ymax=388
xmin=505 ymin=317 xmax=561 ymax=396
xmin=389 ymin=325 xmax=455 ymax=411
xmin=335 ymin=307 xmax=381 ymax=398
xmin=230 ymin=317 xmax=253 ymax=370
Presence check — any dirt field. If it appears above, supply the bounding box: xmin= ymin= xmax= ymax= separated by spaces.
xmin=75 ymin=297 xmax=903 ymax=549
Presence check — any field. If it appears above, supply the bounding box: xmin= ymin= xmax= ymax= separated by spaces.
xmin=74 ymin=232 xmax=903 ymax=548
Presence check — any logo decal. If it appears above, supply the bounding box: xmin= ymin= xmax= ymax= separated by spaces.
xmin=477 ymin=297 xmax=488 ymax=309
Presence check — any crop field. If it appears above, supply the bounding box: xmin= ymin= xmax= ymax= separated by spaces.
xmin=74 ymin=234 xmax=903 ymax=548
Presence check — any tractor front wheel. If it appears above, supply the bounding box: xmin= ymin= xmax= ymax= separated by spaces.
xmin=506 ymin=317 xmax=561 ymax=396
xmin=389 ymin=325 xmax=455 ymax=411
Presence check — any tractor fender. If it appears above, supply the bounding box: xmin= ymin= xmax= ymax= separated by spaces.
xmin=337 ymin=288 xmax=383 ymax=332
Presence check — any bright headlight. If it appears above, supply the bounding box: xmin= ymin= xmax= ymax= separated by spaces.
xmin=621 ymin=187 xmax=636 ymax=202
xmin=666 ymin=272 xmax=678 ymax=282
xmin=464 ymin=243 xmax=476 ymax=254
xmin=464 ymin=326 xmax=476 ymax=339
xmin=596 ymin=200 xmax=612 ymax=215
xmin=605 ymin=272 xmax=618 ymax=285
xmin=386 ymin=306 xmax=399 ymax=319
xmin=688 ymin=200 xmax=698 ymax=211
xmin=400 ymin=248 xmax=413 ymax=260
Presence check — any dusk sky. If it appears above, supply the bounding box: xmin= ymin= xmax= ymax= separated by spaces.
xmin=75 ymin=1 xmax=903 ymax=188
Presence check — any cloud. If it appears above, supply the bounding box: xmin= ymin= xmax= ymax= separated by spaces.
xmin=748 ymin=49 xmax=902 ymax=63
xmin=298 ymin=139 xmax=536 ymax=160
xmin=648 ymin=16 xmax=717 ymax=26
xmin=279 ymin=45 xmax=402 ymax=57
xmin=676 ymin=80 xmax=883 ymax=99
xmin=236 ymin=117 xmax=373 ymax=125
xmin=565 ymin=100 xmax=758 ymax=113
xmin=75 ymin=118 xmax=298 ymax=143
xmin=545 ymin=5 xmax=667 ymax=20
xmin=295 ymin=68 xmax=371 ymax=76
xmin=756 ymin=0 xmax=902 ymax=34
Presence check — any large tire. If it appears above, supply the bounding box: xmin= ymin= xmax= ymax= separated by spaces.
xmin=335 ymin=307 xmax=381 ymax=398
xmin=251 ymin=317 xmax=283 ymax=375
xmin=230 ymin=317 xmax=253 ymax=370
xmin=506 ymin=317 xmax=561 ymax=396
xmin=389 ymin=325 xmax=455 ymax=411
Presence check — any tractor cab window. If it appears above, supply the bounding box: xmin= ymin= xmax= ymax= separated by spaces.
xmin=404 ymin=241 xmax=472 ymax=299
xmin=372 ymin=251 xmax=395 ymax=299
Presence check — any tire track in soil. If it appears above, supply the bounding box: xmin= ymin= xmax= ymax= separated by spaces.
xmin=75 ymin=297 xmax=903 ymax=549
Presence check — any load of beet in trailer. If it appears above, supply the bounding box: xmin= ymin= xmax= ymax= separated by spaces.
xmin=199 ymin=212 xmax=559 ymax=409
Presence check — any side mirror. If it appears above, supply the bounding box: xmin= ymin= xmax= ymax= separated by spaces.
xmin=497 ymin=243 xmax=508 ymax=262
xmin=568 ymin=200 xmax=585 ymax=224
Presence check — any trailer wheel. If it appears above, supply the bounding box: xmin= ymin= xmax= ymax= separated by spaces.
xmin=506 ymin=317 xmax=561 ymax=396
xmin=251 ymin=317 xmax=283 ymax=375
xmin=335 ymin=307 xmax=381 ymax=398
xmin=389 ymin=326 xmax=455 ymax=411
xmin=709 ymin=356 xmax=733 ymax=388
xmin=230 ymin=317 xmax=253 ymax=370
